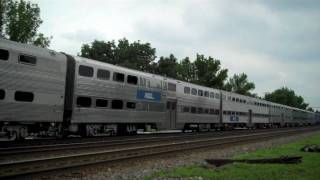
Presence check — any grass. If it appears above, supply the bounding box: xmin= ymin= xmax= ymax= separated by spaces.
xmin=144 ymin=133 xmax=320 ymax=180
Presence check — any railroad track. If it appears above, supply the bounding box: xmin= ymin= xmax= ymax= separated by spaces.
xmin=0 ymin=128 xmax=290 ymax=156
xmin=0 ymin=126 xmax=319 ymax=178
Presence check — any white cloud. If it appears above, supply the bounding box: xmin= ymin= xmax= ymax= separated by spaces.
xmin=29 ymin=0 xmax=320 ymax=108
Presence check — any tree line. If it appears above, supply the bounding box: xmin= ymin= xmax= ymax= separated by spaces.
xmin=1 ymin=0 xmax=316 ymax=112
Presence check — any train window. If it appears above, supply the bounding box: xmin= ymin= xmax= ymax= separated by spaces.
xmin=0 ymin=89 xmax=5 ymax=100
xmin=76 ymin=96 xmax=91 ymax=107
xmin=113 ymin=72 xmax=125 ymax=82
xmin=168 ymin=83 xmax=176 ymax=92
xmin=183 ymin=106 xmax=190 ymax=113
xmin=227 ymin=111 xmax=231 ymax=115
xmin=127 ymin=75 xmax=138 ymax=85
xmin=204 ymin=108 xmax=209 ymax=114
xmin=243 ymin=100 xmax=247 ymax=104
xmin=215 ymin=93 xmax=220 ymax=99
xmin=228 ymin=96 xmax=231 ymax=101
xmin=112 ymin=100 xmax=123 ymax=109
xmin=140 ymin=77 xmax=146 ymax=87
xmin=184 ymin=87 xmax=190 ymax=94
xmin=15 ymin=91 xmax=34 ymax=102
xmin=166 ymin=102 xmax=171 ymax=110
xmin=236 ymin=98 xmax=239 ymax=102
xmin=79 ymin=65 xmax=93 ymax=77
xmin=223 ymin=95 xmax=226 ymax=100
xmin=0 ymin=49 xmax=9 ymax=60
xmin=96 ymin=99 xmax=108 ymax=108
xmin=97 ymin=69 xmax=110 ymax=80
xmin=191 ymin=88 xmax=197 ymax=95
xmin=223 ymin=111 xmax=227 ymax=115
xmin=210 ymin=92 xmax=214 ymax=98
xmin=197 ymin=107 xmax=203 ymax=114
xmin=162 ymin=81 xmax=167 ymax=90
xmin=127 ymin=102 xmax=136 ymax=109
xmin=198 ymin=90 xmax=203 ymax=96
xmin=171 ymin=102 xmax=176 ymax=110
xmin=148 ymin=102 xmax=165 ymax=112
xmin=19 ymin=54 xmax=36 ymax=65
xmin=210 ymin=109 xmax=215 ymax=114
xmin=191 ymin=107 xmax=196 ymax=113
xmin=232 ymin=97 xmax=235 ymax=101
xmin=215 ymin=109 xmax=220 ymax=115
xmin=204 ymin=91 xmax=209 ymax=97
xmin=239 ymin=99 xmax=243 ymax=103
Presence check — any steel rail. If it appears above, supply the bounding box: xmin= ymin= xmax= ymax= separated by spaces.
xmin=0 ymin=128 xmax=291 ymax=155
xmin=0 ymin=127 xmax=318 ymax=178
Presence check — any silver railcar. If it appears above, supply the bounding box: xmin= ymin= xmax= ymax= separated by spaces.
xmin=0 ymin=39 xmax=317 ymax=139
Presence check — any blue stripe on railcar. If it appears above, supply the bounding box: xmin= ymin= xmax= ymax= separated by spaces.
xmin=136 ymin=90 xmax=161 ymax=102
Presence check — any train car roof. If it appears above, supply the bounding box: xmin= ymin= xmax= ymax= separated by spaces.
xmin=0 ymin=38 xmax=66 ymax=62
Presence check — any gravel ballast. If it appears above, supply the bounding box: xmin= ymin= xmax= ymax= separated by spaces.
xmin=22 ymin=130 xmax=320 ymax=180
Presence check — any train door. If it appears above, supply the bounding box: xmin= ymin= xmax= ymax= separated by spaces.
xmin=166 ymin=100 xmax=177 ymax=129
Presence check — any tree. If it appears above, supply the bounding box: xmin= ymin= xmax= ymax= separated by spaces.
xmin=154 ymin=54 xmax=178 ymax=78
xmin=80 ymin=40 xmax=116 ymax=63
xmin=114 ymin=38 xmax=156 ymax=71
xmin=80 ymin=38 xmax=156 ymax=72
xmin=176 ymin=57 xmax=196 ymax=82
xmin=307 ymin=107 xmax=314 ymax=112
xmin=224 ymin=73 xmax=255 ymax=96
xmin=264 ymin=87 xmax=309 ymax=109
xmin=0 ymin=0 xmax=51 ymax=47
xmin=192 ymin=54 xmax=228 ymax=89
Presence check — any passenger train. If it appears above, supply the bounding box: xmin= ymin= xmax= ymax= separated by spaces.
xmin=0 ymin=39 xmax=319 ymax=140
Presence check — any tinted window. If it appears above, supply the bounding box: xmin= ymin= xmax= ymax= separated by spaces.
xmin=19 ymin=54 xmax=36 ymax=65
xmin=112 ymin=100 xmax=123 ymax=109
xmin=183 ymin=106 xmax=190 ymax=113
xmin=127 ymin=75 xmax=138 ymax=85
xmin=204 ymin=108 xmax=209 ymax=114
xmin=198 ymin=90 xmax=203 ymax=96
xmin=0 ymin=89 xmax=5 ymax=100
xmin=127 ymin=102 xmax=136 ymax=109
xmin=166 ymin=102 xmax=171 ymax=110
xmin=97 ymin=69 xmax=110 ymax=80
xmin=191 ymin=107 xmax=197 ymax=113
xmin=77 ymin=96 xmax=91 ymax=107
xmin=184 ymin=87 xmax=190 ymax=94
xmin=204 ymin=91 xmax=209 ymax=97
xmin=168 ymin=83 xmax=176 ymax=92
xmin=197 ymin=107 xmax=203 ymax=114
xmin=210 ymin=109 xmax=215 ymax=114
xmin=79 ymin=65 xmax=93 ymax=77
xmin=0 ymin=49 xmax=9 ymax=60
xmin=96 ymin=99 xmax=108 ymax=108
xmin=113 ymin=72 xmax=125 ymax=82
xmin=191 ymin=88 xmax=197 ymax=95
xmin=15 ymin=91 xmax=34 ymax=102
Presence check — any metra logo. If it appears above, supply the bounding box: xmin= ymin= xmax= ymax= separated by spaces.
xmin=137 ymin=90 xmax=161 ymax=102
xmin=144 ymin=92 xmax=155 ymax=100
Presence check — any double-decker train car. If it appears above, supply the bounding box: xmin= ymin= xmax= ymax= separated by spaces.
xmin=0 ymin=39 xmax=318 ymax=140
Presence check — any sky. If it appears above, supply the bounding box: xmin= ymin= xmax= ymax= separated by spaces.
xmin=30 ymin=0 xmax=320 ymax=109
